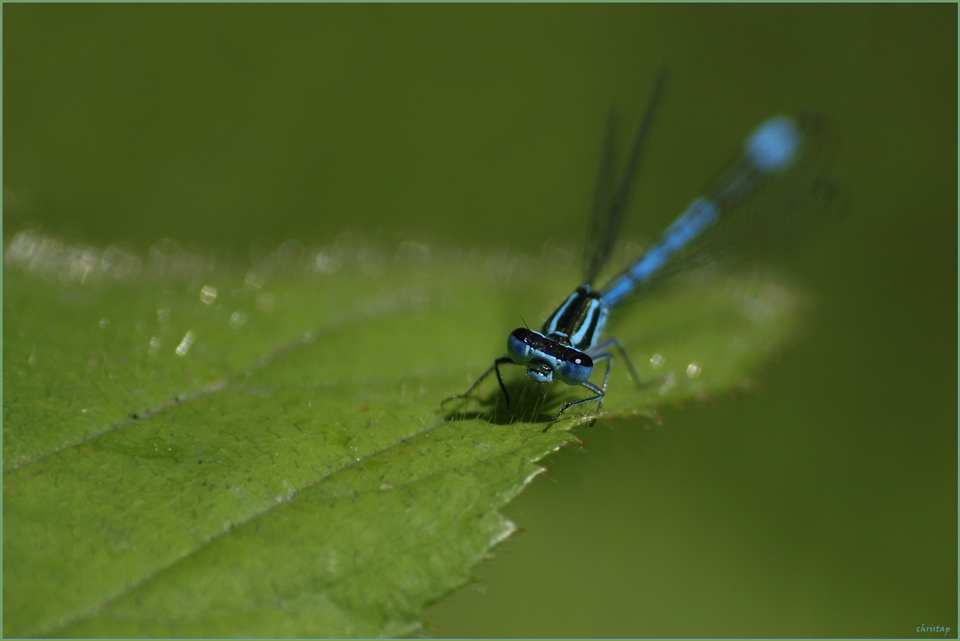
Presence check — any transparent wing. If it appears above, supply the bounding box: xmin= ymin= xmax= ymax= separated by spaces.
xmin=583 ymin=65 xmax=669 ymax=286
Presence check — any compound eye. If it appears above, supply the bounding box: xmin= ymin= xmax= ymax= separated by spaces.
xmin=506 ymin=328 xmax=537 ymax=364
xmin=556 ymin=353 xmax=593 ymax=385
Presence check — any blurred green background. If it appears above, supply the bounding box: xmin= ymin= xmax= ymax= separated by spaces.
xmin=3 ymin=4 xmax=956 ymax=638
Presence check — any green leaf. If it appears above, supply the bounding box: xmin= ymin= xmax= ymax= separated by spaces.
xmin=3 ymin=231 xmax=805 ymax=638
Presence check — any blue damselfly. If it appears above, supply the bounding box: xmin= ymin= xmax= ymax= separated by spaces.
xmin=444 ymin=69 xmax=834 ymax=427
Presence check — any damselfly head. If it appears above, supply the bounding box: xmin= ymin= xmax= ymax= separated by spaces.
xmin=507 ymin=327 xmax=595 ymax=385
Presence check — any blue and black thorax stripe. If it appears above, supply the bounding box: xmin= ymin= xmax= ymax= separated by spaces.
xmin=540 ymin=285 xmax=608 ymax=352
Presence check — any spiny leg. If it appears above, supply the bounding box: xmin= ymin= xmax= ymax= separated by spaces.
xmin=492 ymin=357 xmax=513 ymax=415
xmin=591 ymin=336 xmax=665 ymax=389
xmin=543 ymin=353 xmax=613 ymax=430
xmin=543 ymin=380 xmax=604 ymax=430
xmin=595 ymin=352 xmax=614 ymax=413
xmin=442 ymin=356 xmax=516 ymax=415
xmin=590 ymin=336 xmax=643 ymax=388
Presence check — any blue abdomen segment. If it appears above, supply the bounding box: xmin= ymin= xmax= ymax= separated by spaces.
xmin=745 ymin=115 xmax=801 ymax=174
xmin=600 ymin=115 xmax=805 ymax=307
xmin=602 ymin=198 xmax=719 ymax=306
